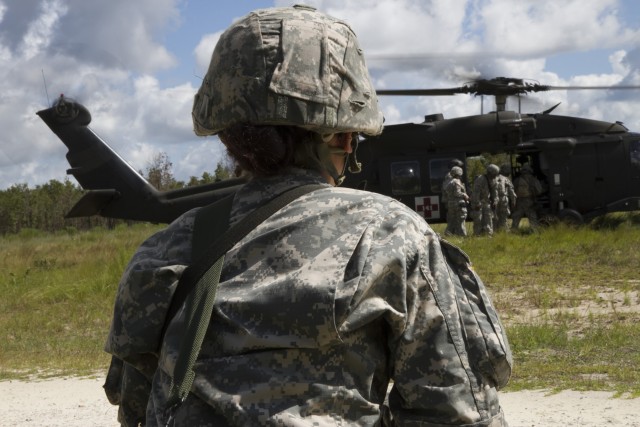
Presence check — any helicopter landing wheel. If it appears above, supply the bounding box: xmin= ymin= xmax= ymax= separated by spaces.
xmin=558 ymin=209 xmax=584 ymax=225
xmin=538 ymin=214 xmax=557 ymax=226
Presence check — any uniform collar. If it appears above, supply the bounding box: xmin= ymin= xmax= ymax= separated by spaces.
xmin=229 ymin=169 xmax=330 ymax=225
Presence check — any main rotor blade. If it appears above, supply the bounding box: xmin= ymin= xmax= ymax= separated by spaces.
xmin=377 ymin=87 xmax=472 ymax=96
xmin=544 ymin=85 xmax=640 ymax=91
xmin=376 ymin=79 xmax=640 ymax=98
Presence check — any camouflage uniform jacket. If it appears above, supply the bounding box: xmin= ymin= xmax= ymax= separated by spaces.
xmin=106 ymin=169 xmax=512 ymax=426
xmin=472 ymin=174 xmax=498 ymax=210
xmin=444 ymin=176 xmax=468 ymax=207
xmin=495 ymin=175 xmax=516 ymax=210
xmin=514 ymin=173 xmax=543 ymax=199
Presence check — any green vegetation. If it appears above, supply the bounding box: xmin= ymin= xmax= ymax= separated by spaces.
xmin=1 ymin=213 xmax=639 ymax=396
xmin=0 ymin=223 xmax=163 ymax=379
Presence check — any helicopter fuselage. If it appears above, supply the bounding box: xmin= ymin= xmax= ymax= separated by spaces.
xmin=344 ymin=111 xmax=640 ymax=224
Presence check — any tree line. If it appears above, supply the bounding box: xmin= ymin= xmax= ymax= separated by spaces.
xmin=0 ymin=153 xmax=234 ymax=236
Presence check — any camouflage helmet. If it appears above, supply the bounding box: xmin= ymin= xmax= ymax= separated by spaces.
xmin=499 ymin=164 xmax=511 ymax=175
xmin=486 ymin=163 xmax=500 ymax=176
xmin=450 ymin=166 xmax=463 ymax=177
xmin=448 ymin=158 xmax=464 ymax=169
xmin=521 ymin=163 xmax=533 ymax=173
xmin=192 ymin=5 xmax=384 ymax=137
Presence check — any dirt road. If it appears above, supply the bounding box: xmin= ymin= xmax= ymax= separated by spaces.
xmin=1 ymin=377 xmax=639 ymax=426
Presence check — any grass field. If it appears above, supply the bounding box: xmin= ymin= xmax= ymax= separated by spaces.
xmin=1 ymin=214 xmax=639 ymax=396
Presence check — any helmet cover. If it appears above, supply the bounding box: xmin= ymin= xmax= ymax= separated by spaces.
xmin=487 ymin=164 xmax=500 ymax=176
xmin=450 ymin=166 xmax=463 ymax=177
xmin=448 ymin=158 xmax=464 ymax=168
xmin=192 ymin=5 xmax=384 ymax=137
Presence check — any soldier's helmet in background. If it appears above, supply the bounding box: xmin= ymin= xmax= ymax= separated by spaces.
xmin=450 ymin=166 xmax=463 ymax=177
xmin=448 ymin=158 xmax=464 ymax=169
xmin=486 ymin=164 xmax=500 ymax=176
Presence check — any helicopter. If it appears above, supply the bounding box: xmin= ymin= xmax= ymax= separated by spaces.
xmin=344 ymin=77 xmax=640 ymax=224
xmin=38 ymin=77 xmax=640 ymax=225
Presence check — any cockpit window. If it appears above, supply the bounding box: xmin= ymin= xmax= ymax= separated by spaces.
xmin=391 ymin=161 xmax=421 ymax=195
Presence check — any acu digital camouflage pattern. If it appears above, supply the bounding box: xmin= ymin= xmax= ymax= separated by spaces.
xmin=494 ymin=174 xmax=516 ymax=232
xmin=192 ymin=5 xmax=384 ymax=137
xmin=471 ymin=173 xmax=498 ymax=236
xmin=106 ymin=169 xmax=512 ymax=426
xmin=444 ymin=177 xmax=469 ymax=237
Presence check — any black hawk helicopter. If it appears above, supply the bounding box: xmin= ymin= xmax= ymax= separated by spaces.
xmin=344 ymin=76 xmax=640 ymax=224
xmin=38 ymin=77 xmax=640 ymax=224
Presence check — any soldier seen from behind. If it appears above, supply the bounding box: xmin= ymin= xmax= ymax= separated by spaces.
xmin=444 ymin=166 xmax=469 ymax=237
xmin=103 ymin=5 xmax=512 ymax=426
xmin=472 ymin=163 xmax=500 ymax=236
xmin=494 ymin=164 xmax=517 ymax=231
xmin=441 ymin=158 xmax=464 ymax=205
xmin=511 ymin=163 xmax=543 ymax=230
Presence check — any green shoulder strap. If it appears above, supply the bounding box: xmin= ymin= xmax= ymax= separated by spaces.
xmin=191 ymin=192 xmax=236 ymax=262
xmin=164 ymin=184 xmax=325 ymax=417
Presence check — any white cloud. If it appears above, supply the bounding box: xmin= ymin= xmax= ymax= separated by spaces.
xmin=194 ymin=32 xmax=221 ymax=76
xmin=48 ymin=0 xmax=179 ymax=73
xmin=176 ymin=137 xmax=227 ymax=180
xmin=610 ymin=50 xmax=630 ymax=76
xmin=479 ymin=0 xmax=639 ymax=56
xmin=20 ymin=0 xmax=67 ymax=60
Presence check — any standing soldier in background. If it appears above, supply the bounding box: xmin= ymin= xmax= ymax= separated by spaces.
xmin=444 ymin=166 xmax=469 ymax=236
xmin=472 ymin=163 xmax=500 ymax=236
xmin=494 ymin=164 xmax=517 ymax=231
xmin=512 ymin=163 xmax=543 ymax=230
xmin=441 ymin=158 xmax=464 ymax=205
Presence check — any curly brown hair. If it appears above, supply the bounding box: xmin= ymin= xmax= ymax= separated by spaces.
xmin=218 ymin=124 xmax=319 ymax=176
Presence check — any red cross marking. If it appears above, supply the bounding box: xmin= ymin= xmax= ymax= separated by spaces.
xmin=415 ymin=196 xmax=440 ymax=220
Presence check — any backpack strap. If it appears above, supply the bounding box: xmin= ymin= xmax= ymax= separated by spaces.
xmin=164 ymin=183 xmax=325 ymax=417
xmin=191 ymin=192 xmax=236 ymax=262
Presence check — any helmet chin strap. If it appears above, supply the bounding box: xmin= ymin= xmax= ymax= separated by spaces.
xmin=348 ymin=134 xmax=362 ymax=174
xmin=327 ymin=134 xmax=361 ymax=186
xmin=327 ymin=148 xmax=347 ymax=185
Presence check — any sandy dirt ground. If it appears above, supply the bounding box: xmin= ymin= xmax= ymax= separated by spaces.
xmin=1 ymin=377 xmax=640 ymax=427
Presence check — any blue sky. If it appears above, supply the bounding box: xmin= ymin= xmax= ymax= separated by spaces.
xmin=156 ymin=1 xmax=276 ymax=87
xmin=1 ymin=0 xmax=640 ymax=189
